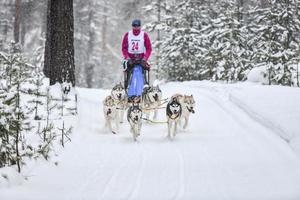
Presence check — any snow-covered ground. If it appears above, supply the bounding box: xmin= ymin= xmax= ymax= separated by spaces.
xmin=1 ymin=81 xmax=300 ymax=200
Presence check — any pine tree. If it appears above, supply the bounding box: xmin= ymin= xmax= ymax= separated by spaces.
xmin=0 ymin=43 xmax=35 ymax=172
xmin=143 ymin=0 xmax=168 ymax=78
xmin=56 ymin=83 xmax=74 ymax=147
xmin=28 ymin=45 xmax=46 ymax=120
xmin=203 ymin=0 xmax=249 ymax=82
xmin=159 ymin=0 xmax=206 ymax=81
xmin=250 ymin=0 xmax=300 ymax=85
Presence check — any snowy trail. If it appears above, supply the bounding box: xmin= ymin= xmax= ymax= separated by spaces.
xmin=1 ymin=83 xmax=300 ymax=200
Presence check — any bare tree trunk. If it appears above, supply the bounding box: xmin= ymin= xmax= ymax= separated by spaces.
xmin=85 ymin=7 xmax=95 ymax=88
xmin=297 ymin=62 xmax=299 ymax=87
xmin=101 ymin=0 xmax=108 ymax=60
xmin=156 ymin=0 xmax=161 ymax=78
xmin=44 ymin=0 xmax=75 ymax=86
xmin=99 ymin=0 xmax=108 ymax=87
xmin=14 ymin=0 xmax=21 ymax=44
xmin=20 ymin=2 xmax=27 ymax=47
xmin=16 ymin=85 xmax=21 ymax=173
xmin=43 ymin=0 xmax=52 ymax=78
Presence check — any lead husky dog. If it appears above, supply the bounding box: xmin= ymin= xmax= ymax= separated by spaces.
xmin=166 ymin=96 xmax=182 ymax=139
xmin=171 ymin=94 xmax=195 ymax=129
xmin=142 ymin=85 xmax=162 ymax=120
xmin=103 ymin=95 xmax=118 ymax=134
xmin=111 ymin=83 xmax=127 ymax=123
xmin=127 ymin=97 xmax=143 ymax=141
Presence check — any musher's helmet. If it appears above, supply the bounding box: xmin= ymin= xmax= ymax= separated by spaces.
xmin=132 ymin=19 xmax=141 ymax=27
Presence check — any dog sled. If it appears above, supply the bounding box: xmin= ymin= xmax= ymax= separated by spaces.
xmin=123 ymin=59 xmax=150 ymax=103
xmin=103 ymin=59 xmax=195 ymax=141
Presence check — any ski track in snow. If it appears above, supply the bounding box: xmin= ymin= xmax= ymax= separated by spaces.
xmin=1 ymin=83 xmax=300 ymax=200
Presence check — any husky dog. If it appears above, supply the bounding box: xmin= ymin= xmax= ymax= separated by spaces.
xmin=103 ymin=95 xmax=118 ymax=134
xmin=111 ymin=83 xmax=127 ymax=123
xmin=166 ymin=96 xmax=182 ymax=139
xmin=127 ymin=102 xmax=143 ymax=141
xmin=142 ymin=85 xmax=162 ymax=120
xmin=171 ymin=94 xmax=195 ymax=129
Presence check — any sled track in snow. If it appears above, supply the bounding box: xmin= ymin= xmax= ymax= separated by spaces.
xmin=127 ymin=143 xmax=147 ymax=200
xmin=173 ymin=143 xmax=185 ymax=200
xmin=229 ymin=95 xmax=290 ymax=142
xmin=196 ymin=85 xmax=290 ymax=143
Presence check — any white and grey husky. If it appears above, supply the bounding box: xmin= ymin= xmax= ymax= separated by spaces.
xmin=166 ymin=96 xmax=182 ymax=139
xmin=103 ymin=95 xmax=118 ymax=134
xmin=171 ymin=94 xmax=195 ymax=129
xmin=111 ymin=83 xmax=127 ymax=123
xmin=127 ymin=99 xmax=143 ymax=141
xmin=142 ymin=85 xmax=162 ymax=120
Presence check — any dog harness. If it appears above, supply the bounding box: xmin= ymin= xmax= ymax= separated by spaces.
xmin=169 ymin=112 xmax=181 ymax=120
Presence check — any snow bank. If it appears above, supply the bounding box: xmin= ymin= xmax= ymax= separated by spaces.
xmin=246 ymin=66 xmax=269 ymax=85
xmin=0 ymin=167 xmax=24 ymax=188
xmin=179 ymin=81 xmax=300 ymax=156
xmin=225 ymin=83 xmax=300 ymax=156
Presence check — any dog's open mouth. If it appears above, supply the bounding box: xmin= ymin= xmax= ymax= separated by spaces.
xmin=107 ymin=110 xmax=112 ymax=115
xmin=134 ymin=116 xmax=139 ymax=121
xmin=117 ymin=94 xmax=122 ymax=100
xmin=187 ymin=107 xmax=195 ymax=113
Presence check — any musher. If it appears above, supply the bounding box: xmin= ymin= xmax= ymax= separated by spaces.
xmin=122 ymin=19 xmax=152 ymax=102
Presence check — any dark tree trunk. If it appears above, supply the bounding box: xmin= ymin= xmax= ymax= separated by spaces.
xmin=14 ymin=0 xmax=21 ymax=44
xmin=101 ymin=0 xmax=108 ymax=62
xmin=20 ymin=1 xmax=32 ymax=47
xmin=41 ymin=1 xmax=48 ymax=41
xmin=156 ymin=0 xmax=161 ymax=78
xmin=43 ymin=0 xmax=52 ymax=78
xmin=297 ymin=62 xmax=299 ymax=87
xmin=20 ymin=2 xmax=27 ymax=47
xmin=85 ymin=9 xmax=95 ymax=88
xmin=44 ymin=0 xmax=75 ymax=86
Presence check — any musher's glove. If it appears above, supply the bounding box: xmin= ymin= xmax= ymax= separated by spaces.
xmin=141 ymin=59 xmax=150 ymax=71
xmin=127 ymin=59 xmax=133 ymax=66
xmin=122 ymin=59 xmax=128 ymax=71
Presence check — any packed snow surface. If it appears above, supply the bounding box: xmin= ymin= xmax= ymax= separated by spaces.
xmin=1 ymin=81 xmax=300 ymax=200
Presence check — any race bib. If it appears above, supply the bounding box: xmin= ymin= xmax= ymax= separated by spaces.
xmin=128 ymin=30 xmax=145 ymax=54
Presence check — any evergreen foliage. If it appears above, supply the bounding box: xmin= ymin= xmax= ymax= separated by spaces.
xmin=144 ymin=0 xmax=300 ymax=86
xmin=0 ymin=43 xmax=35 ymax=172
xmin=0 ymin=43 xmax=75 ymax=172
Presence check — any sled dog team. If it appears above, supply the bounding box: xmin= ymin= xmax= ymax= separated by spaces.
xmin=103 ymin=83 xmax=195 ymax=141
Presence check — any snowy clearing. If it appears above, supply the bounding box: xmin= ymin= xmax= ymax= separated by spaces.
xmin=1 ymin=81 xmax=300 ymax=200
